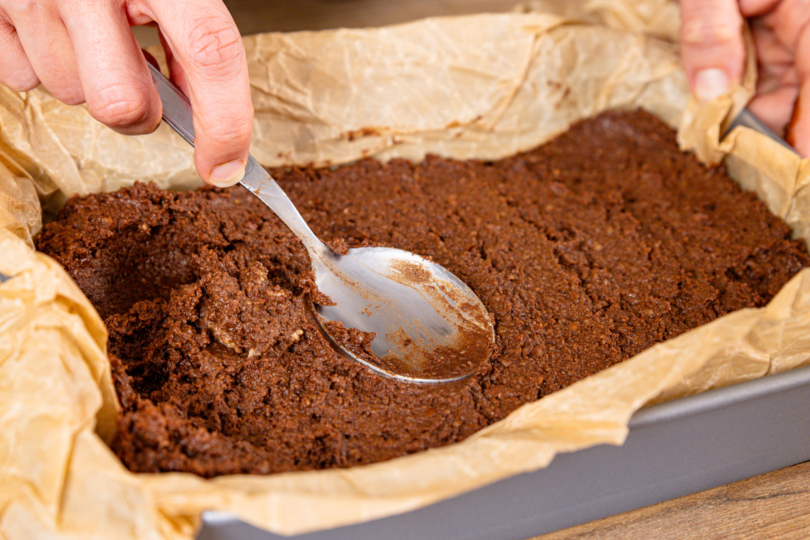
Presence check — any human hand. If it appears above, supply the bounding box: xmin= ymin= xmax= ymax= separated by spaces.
xmin=0 ymin=0 xmax=253 ymax=186
xmin=680 ymin=0 xmax=810 ymax=156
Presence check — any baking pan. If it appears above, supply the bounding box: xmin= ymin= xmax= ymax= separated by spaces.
xmin=198 ymin=363 xmax=810 ymax=540
xmin=197 ymin=114 xmax=809 ymax=539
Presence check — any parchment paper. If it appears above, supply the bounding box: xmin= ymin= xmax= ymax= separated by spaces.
xmin=2 ymin=2 xmax=810 ymax=539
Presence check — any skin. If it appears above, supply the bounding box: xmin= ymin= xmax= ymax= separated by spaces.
xmin=681 ymin=0 xmax=810 ymax=156
xmin=0 ymin=0 xmax=253 ymax=186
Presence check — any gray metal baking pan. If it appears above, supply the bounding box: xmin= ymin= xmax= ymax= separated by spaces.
xmin=197 ymin=111 xmax=809 ymax=539
xmin=198 ymin=363 xmax=810 ymax=540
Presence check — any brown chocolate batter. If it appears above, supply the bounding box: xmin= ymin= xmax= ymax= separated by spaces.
xmin=37 ymin=110 xmax=810 ymax=477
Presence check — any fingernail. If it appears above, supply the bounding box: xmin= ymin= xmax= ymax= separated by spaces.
xmin=209 ymin=159 xmax=246 ymax=187
xmin=695 ymin=68 xmax=730 ymax=102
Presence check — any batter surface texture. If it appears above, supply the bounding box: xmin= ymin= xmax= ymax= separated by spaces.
xmin=37 ymin=110 xmax=810 ymax=477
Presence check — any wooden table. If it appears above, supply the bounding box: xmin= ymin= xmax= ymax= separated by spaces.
xmin=138 ymin=2 xmax=810 ymax=538
xmin=535 ymin=462 xmax=810 ymax=539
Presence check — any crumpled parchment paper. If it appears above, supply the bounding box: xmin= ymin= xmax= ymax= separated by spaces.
xmin=2 ymin=2 xmax=810 ymax=539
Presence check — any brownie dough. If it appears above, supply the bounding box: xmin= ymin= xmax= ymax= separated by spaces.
xmin=37 ymin=110 xmax=810 ymax=477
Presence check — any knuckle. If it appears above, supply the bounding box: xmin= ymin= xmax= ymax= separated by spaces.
xmin=680 ymin=9 xmax=742 ymax=47
xmin=184 ymin=17 xmax=245 ymax=74
xmin=87 ymin=84 xmax=152 ymax=128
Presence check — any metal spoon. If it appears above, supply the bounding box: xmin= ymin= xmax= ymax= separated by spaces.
xmin=146 ymin=63 xmax=494 ymax=383
xmin=725 ymin=108 xmax=798 ymax=154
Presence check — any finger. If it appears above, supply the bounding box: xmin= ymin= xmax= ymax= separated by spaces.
xmin=748 ymin=19 xmax=798 ymax=131
xmin=786 ymin=83 xmax=810 ymax=156
xmin=0 ymin=18 xmax=39 ymax=91
xmin=786 ymin=25 xmax=810 ymax=156
xmin=680 ymin=0 xmax=746 ymax=102
xmin=59 ymin=1 xmax=161 ymax=135
xmin=759 ymin=0 xmax=810 ymax=53
xmin=751 ymin=18 xmax=795 ymax=76
xmin=8 ymin=3 xmax=83 ymax=104
xmin=149 ymin=0 xmax=253 ymax=187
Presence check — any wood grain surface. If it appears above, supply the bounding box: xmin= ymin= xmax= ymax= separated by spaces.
xmin=534 ymin=461 xmax=810 ymax=539
xmin=137 ymin=2 xmax=810 ymax=538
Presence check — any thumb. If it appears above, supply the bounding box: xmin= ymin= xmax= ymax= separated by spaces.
xmin=680 ymin=0 xmax=746 ymax=102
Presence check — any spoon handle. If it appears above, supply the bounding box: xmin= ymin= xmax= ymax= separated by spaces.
xmin=147 ymin=62 xmax=195 ymax=146
xmin=146 ymin=62 xmax=329 ymax=257
xmin=240 ymin=156 xmax=329 ymax=256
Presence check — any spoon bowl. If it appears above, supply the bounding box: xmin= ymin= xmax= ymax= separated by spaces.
xmin=311 ymin=246 xmax=494 ymax=382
